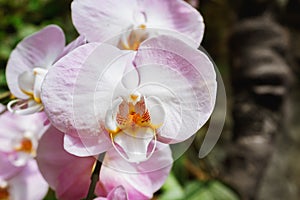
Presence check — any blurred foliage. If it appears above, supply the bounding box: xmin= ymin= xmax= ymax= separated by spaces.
xmin=0 ymin=0 xmax=239 ymax=199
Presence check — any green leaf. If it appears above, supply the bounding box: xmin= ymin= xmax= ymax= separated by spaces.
xmin=209 ymin=181 xmax=239 ymax=200
xmin=159 ymin=173 xmax=184 ymax=200
xmin=182 ymin=180 xmax=239 ymax=200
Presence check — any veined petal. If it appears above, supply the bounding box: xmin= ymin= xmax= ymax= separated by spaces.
xmin=9 ymin=159 xmax=48 ymax=200
xmin=140 ymin=35 xmax=216 ymax=92
xmin=6 ymin=25 xmax=65 ymax=98
xmin=72 ymin=0 xmax=138 ymax=43
xmin=56 ymin=35 xmax=87 ymax=61
xmin=134 ymin=36 xmax=217 ymax=143
xmin=142 ymin=0 xmax=204 ymax=47
xmin=41 ymin=43 xmax=98 ymax=136
xmin=42 ymin=42 xmax=135 ymax=155
xmin=36 ymin=126 xmax=96 ymax=200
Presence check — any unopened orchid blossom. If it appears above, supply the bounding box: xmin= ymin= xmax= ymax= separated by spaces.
xmin=36 ymin=126 xmax=172 ymax=200
xmin=71 ymin=0 xmax=204 ymax=49
xmin=6 ymin=25 xmax=85 ymax=115
xmin=41 ymin=35 xmax=217 ymax=163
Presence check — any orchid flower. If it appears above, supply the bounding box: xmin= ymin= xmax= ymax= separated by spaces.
xmin=6 ymin=25 xmax=85 ymax=115
xmin=71 ymin=0 xmax=204 ymax=49
xmin=36 ymin=126 xmax=172 ymax=200
xmin=0 ymin=105 xmax=48 ymax=200
xmin=0 ymin=156 xmax=48 ymax=200
xmin=41 ymin=35 xmax=216 ymax=163
xmin=0 ymin=106 xmax=48 ymax=166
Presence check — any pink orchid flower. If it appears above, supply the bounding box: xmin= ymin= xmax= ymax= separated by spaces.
xmin=71 ymin=0 xmax=204 ymax=49
xmin=36 ymin=126 xmax=172 ymax=200
xmin=6 ymin=25 xmax=85 ymax=115
xmin=0 ymin=106 xmax=48 ymax=167
xmin=41 ymin=35 xmax=216 ymax=163
xmin=0 ymin=155 xmax=48 ymax=200
xmin=0 ymin=104 xmax=48 ymax=199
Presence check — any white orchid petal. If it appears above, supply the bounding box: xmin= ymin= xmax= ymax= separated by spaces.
xmin=18 ymin=71 xmax=35 ymax=95
xmin=112 ymin=127 xmax=156 ymax=163
xmin=146 ymin=96 xmax=165 ymax=127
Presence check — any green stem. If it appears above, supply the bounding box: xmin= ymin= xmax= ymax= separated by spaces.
xmin=85 ymin=153 xmax=105 ymax=200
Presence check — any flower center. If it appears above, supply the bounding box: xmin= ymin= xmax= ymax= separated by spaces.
xmin=108 ymin=93 xmax=156 ymax=136
xmin=7 ymin=68 xmax=47 ymax=115
xmin=118 ymin=8 xmax=149 ymax=50
xmin=9 ymin=133 xmax=38 ymax=166
xmin=118 ymin=24 xmax=149 ymax=51
xmin=19 ymin=67 xmax=47 ymax=104
xmin=14 ymin=138 xmax=34 ymax=154
xmin=105 ymin=93 xmax=164 ymax=162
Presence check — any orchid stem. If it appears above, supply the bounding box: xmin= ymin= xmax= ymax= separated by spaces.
xmin=86 ymin=153 xmax=105 ymax=200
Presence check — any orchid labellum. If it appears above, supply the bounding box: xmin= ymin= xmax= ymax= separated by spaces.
xmin=42 ymin=35 xmax=217 ymax=163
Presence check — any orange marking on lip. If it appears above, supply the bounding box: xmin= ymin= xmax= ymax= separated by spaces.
xmin=139 ymin=24 xmax=146 ymax=30
xmin=14 ymin=138 xmax=33 ymax=153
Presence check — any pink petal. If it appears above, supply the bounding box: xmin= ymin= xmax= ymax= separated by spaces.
xmin=71 ymin=0 xmax=138 ymax=43
xmin=71 ymin=0 xmax=204 ymax=47
xmin=42 ymin=42 xmax=134 ymax=155
xmin=101 ymin=143 xmax=172 ymax=199
xmin=9 ymin=159 xmax=48 ymax=200
xmin=36 ymin=126 xmax=96 ymax=200
xmin=0 ymin=152 xmax=23 ymax=180
xmin=64 ymin=134 xmax=111 ymax=157
xmin=6 ymin=25 xmax=65 ymax=98
xmin=106 ymin=186 xmax=128 ymax=200
xmin=56 ymin=35 xmax=87 ymax=61
xmin=133 ymin=35 xmax=217 ymax=143
xmin=41 ymin=43 xmax=98 ymax=136
xmin=93 ymin=186 xmax=129 ymax=200
xmin=142 ymin=0 xmax=204 ymax=46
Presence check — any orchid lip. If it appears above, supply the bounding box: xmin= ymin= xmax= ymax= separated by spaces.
xmin=7 ymin=99 xmax=43 ymax=115
xmin=8 ymin=67 xmax=47 ymax=115
xmin=105 ymin=94 xmax=164 ymax=163
xmin=110 ymin=130 xmax=157 ymax=163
